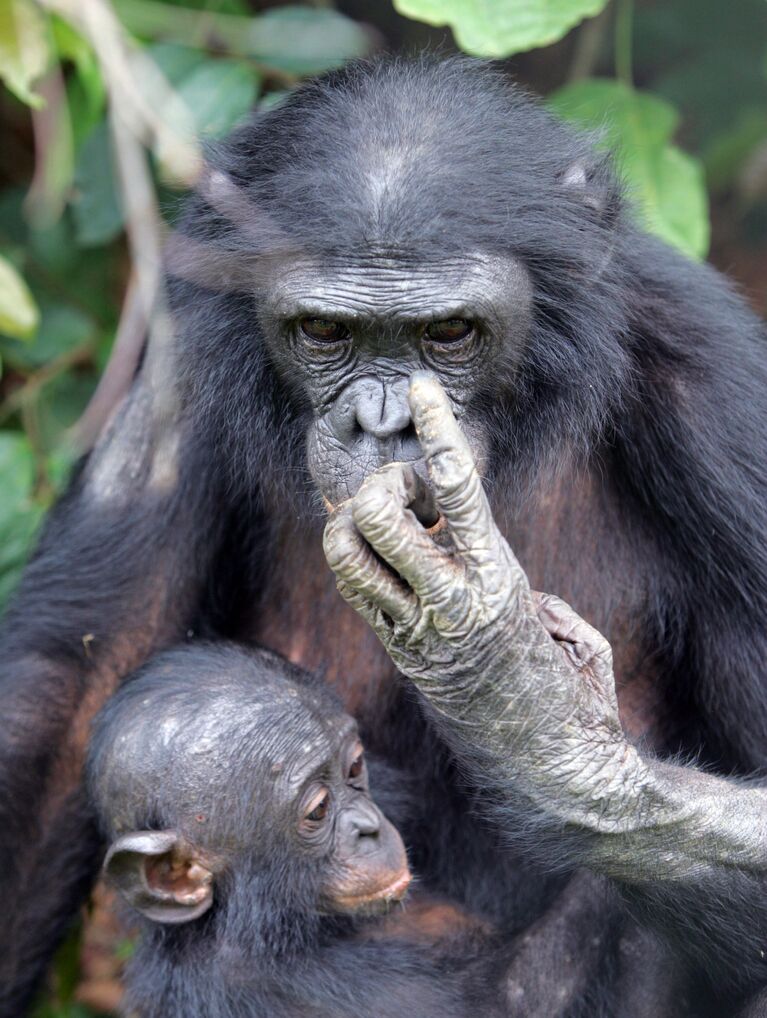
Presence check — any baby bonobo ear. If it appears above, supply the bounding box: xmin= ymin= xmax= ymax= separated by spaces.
xmin=104 ymin=830 xmax=214 ymax=924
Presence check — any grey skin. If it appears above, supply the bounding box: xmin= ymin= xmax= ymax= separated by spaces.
xmin=89 ymin=649 xmax=411 ymax=925
xmin=257 ymin=252 xmax=532 ymax=506
xmin=323 ymin=373 xmax=767 ymax=886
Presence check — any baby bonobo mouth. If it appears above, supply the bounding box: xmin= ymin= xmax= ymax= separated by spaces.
xmin=334 ymin=865 xmax=412 ymax=914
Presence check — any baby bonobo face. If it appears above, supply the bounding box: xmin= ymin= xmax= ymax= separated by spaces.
xmin=291 ymin=723 xmax=411 ymax=915
xmin=87 ymin=644 xmax=411 ymax=926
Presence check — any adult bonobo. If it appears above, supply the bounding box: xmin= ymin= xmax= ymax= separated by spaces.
xmin=1 ymin=56 xmax=767 ymax=1015
xmin=86 ymin=643 xmax=529 ymax=1018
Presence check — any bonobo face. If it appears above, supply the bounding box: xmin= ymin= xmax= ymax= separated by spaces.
xmin=289 ymin=719 xmax=411 ymax=915
xmin=259 ymin=252 xmax=533 ymax=506
xmin=95 ymin=650 xmax=411 ymax=925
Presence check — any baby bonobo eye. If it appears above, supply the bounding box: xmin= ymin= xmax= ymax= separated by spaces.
xmin=303 ymin=787 xmax=330 ymax=828
xmin=300 ymin=318 xmax=350 ymax=343
xmin=424 ymin=318 xmax=474 ymax=343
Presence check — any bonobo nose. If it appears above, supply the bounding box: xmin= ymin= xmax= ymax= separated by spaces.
xmin=353 ymin=802 xmax=381 ymax=838
xmin=312 ymin=374 xmax=425 ymax=505
xmin=353 ymin=377 xmax=411 ymax=440
xmin=343 ymin=799 xmax=382 ymax=847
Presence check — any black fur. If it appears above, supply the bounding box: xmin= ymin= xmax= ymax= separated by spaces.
xmin=1 ymin=55 xmax=766 ymax=1015
xmin=86 ymin=643 xmax=519 ymax=1018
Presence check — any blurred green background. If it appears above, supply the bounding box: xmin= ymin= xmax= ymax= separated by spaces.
xmin=1 ymin=0 xmax=765 ymax=1012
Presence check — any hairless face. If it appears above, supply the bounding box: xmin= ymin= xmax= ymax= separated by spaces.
xmin=257 ymin=252 xmax=533 ymax=507
xmin=86 ymin=644 xmax=411 ymax=925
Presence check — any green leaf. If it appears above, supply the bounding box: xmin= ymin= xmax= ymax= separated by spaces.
xmin=393 ymin=0 xmax=608 ymax=57
xmin=0 ymin=299 xmax=93 ymax=369
xmin=549 ymin=79 xmax=710 ymax=259
xmin=246 ymin=6 xmax=372 ymax=74
xmin=31 ymin=1003 xmax=101 ymax=1018
xmin=114 ymin=2 xmax=372 ymax=75
xmin=0 ymin=0 xmax=50 ymax=107
xmin=71 ymin=121 xmax=124 ymax=247
xmin=147 ymin=42 xmax=206 ymax=86
xmin=0 ymin=253 xmax=39 ymax=339
xmin=0 ymin=432 xmax=44 ymax=610
xmin=643 ymin=146 xmax=709 ymax=263
xmin=52 ymin=16 xmax=106 ymax=143
xmin=36 ymin=370 xmax=97 ymax=452
xmin=174 ymin=58 xmax=259 ymax=138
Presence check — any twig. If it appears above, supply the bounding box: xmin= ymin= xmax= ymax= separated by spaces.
xmin=71 ymin=273 xmax=147 ymax=449
xmin=40 ymin=0 xmax=196 ymax=449
xmin=567 ymin=6 xmax=610 ymax=84
xmin=25 ymin=65 xmax=74 ymax=227
xmin=614 ymin=0 xmax=634 ymax=87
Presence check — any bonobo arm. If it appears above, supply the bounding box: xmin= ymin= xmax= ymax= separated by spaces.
xmin=0 ymin=380 xmax=221 ymax=1015
xmin=323 ymin=372 xmax=767 ymax=996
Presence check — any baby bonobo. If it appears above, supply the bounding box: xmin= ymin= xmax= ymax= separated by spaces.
xmin=86 ymin=644 xmax=511 ymax=1018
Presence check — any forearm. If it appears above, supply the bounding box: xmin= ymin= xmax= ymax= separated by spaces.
xmin=419 ymin=661 xmax=767 ymax=992
xmin=412 ymin=604 xmax=767 ymax=882
xmin=607 ymin=764 xmax=767 ymax=991
xmin=582 ymin=759 xmax=767 ymax=881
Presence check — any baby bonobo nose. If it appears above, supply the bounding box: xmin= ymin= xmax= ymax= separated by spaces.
xmin=351 ymin=799 xmax=382 ymax=840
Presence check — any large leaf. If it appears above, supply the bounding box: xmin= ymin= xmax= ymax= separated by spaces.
xmin=549 ymin=79 xmax=710 ymax=259
xmin=0 ymin=0 xmax=50 ymax=107
xmin=174 ymin=58 xmax=259 ymax=138
xmin=393 ymin=0 xmax=608 ymax=57
xmin=0 ymin=254 xmax=39 ymax=340
xmin=71 ymin=121 xmax=125 ymax=248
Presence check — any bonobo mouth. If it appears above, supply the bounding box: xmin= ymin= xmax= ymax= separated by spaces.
xmin=322 ymin=461 xmax=440 ymax=530
xmin=334 ymin=866 xmax=412 ymax=912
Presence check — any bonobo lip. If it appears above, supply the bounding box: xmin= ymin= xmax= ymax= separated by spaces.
xmin=321 ymin=460 xmax=439 ymax=529
xmin=335 ymin=867 xmax=412 ymax=909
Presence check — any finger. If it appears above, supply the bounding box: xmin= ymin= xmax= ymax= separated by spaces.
xmin=350 ymin=462 xmax=460 ymax=604
xmin=532 ymin=592 xmax=614 ymax=674
xmin=335 ymin=580 xmax=392 ymax=635
xmin=323 ymin=507 xmax=418 ymax=624
xmin=408 ymin=372 xmax=499 ymax=565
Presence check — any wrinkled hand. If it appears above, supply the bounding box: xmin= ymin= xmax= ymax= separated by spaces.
xmin=323 ymin=373 xmax=643 ymax=827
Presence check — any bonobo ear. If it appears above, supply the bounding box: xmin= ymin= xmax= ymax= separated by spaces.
xmin=559 ymin=158 xmax=618 ymax=223
xmin=104 ymin=831 xmax=214 ymax=924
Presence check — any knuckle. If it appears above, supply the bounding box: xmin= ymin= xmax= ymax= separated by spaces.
xmin=323 ymin=523 xmax=363 ymax=574
xmin=352 ymin=484 xmax=397 ymax=525
xmin=429 ymin=450 xmax=477 ymax=501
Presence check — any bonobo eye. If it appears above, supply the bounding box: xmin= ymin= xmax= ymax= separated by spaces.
xmin=424 ymin=318 xmax=474 ymax=343
xmin=300 ymin=318 xmax=351 ymax=343
xmin=304 ymin=788 xmax=330 ymax=824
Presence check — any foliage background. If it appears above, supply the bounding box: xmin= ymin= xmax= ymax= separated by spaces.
xmin=1 ymin=0 xmax=765 ymax=1012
